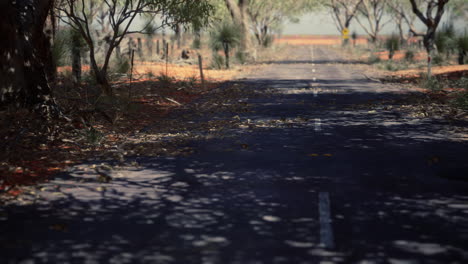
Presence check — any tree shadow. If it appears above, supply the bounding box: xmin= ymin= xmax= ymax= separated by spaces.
xmin=1 ymin=76 xmax=468 ymax=263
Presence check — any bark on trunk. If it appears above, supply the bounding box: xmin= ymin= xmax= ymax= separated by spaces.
xmin=225 ymin=0 xmax=251 ymax=54
xmin=137 ymin=38 xmax=143 ymax=59
xmin=223 ymin=43 xmax=230 ymax=69
xmin=0 ymin=0 xmax=59 ymax=117
xmin=71 ymin=31 xmax=82 ymax=86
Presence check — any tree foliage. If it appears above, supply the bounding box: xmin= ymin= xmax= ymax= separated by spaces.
xmin=355 ymin=0 xmax=390 ymax=43
xmin=57 ymin=0 xmax=213 ymax=95
xmin=325 ymin=0 xmax=364 ymax=33
xmin=247 ymin=0 xmax=321 ymax=46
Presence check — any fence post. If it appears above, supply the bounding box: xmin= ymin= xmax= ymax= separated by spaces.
xmin=198 ymin=54 xmax=205 ymax=90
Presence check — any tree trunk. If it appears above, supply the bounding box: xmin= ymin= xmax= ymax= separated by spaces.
xmin=459 ymin=51 xmax=466 ymax=65
xmin=424 ymin=29 xmax=436 ymax=78
xmin=175 ymin=24 xmax=181 ymax=49
xmin=225 ymin=0 xmax=251 ymax=54
xmin=147 ymin=37 xmax=153 ymax=58
xmin=224 ymin=43 xmax=230 ymax=69
xmin=157 ymin=39 xmax=160 ymax=54
xmin=137 ymin=38 xmax=143 ymax=59
xmin=0 ymin=0 xmax=59 ymax=117
xmin=89 ymin=50 xmax=112 ymax=95
xmin=71 ymin=31 xmax=82 ymax=86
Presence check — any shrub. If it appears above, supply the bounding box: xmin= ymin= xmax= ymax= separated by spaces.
xmin=380 ymin=61 xmax=407 ymax=72
xmin=432 ymin=54 xmax=445 ymax=65
xmin=235 ymin=51 xmax=247 ymax=64
xmin=368 ymin=54 xmax=381 ymax=64
xmin=157 ymin=72 xmax=175 ymax=87
xmin=420 ymin=75 xmax=442 ymax=91
xmin=83 ymin=127 xmax=104 ymax=146
xmin=192 ymin=38 xmax=201 ymax=49
xmin=52 ymin=30 xmax=71 ymax=67
xmin=113 ymin=54 xmax=131 ymax=75
xmin=210 ymin=53 xmax=225 ymax=70
xmin=405 ymin=50 xmax=416 ymax=62
xmin=261 ymin=35 xmax=275 ymax=48
xmin=210 ymin=22 xmax=241 ymax=68
xmin=452 ymin=92 xmax=468 ymax=110
xmin=435 ymin=22 xmax=456 ymax=57
xmin=456 ymin=77 xmax=468 ymax=90
xmin=385 ymin=34 xmax=400 ymax=60
xmin=456 ymin=33 xmax=468 ymax=65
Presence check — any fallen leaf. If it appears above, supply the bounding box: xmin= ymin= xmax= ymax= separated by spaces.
xmin=50 ymin=223 xmax=68 ymax=232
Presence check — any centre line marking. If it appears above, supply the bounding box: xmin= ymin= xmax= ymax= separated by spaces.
xmin=313 ymin=77 xmax=317 ymax=82
xmin=313 ymin=88 xmax=318 ymax=97
xmin=319 ymin=192 xmax=335 ymax=249
xmin=314 ymin=118 xmax=322 ymax=131
xmin=312 ymin=69 xmax=316 ymax=73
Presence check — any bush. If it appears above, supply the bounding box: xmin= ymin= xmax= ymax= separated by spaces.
xmin=405 ymin=50 xmax=416 ymax=62
xmin=456 ymin=33 xmax=468 ymax=65
xmin=157 ymin=72 xmax=175 ymax=87
xmin=192 ymin=38 xmax=201 ymax=49
xmin=420 ymin=75 xmax=442 ymax=91
xmin=432 ymin=54 xmax=445 ymax=65
xmin=235 ymin=51 xmax=247 ymax=64
xmin=379 ymin=61 xmax=407 ymax=72
xmin=435 ymin=22 xmax=456 ymax=56
xmin=210 ymin=53 xmax=225 ymax=69
xmin=452 ymin=92 xmax=468 ymax=110
xmin=210 ymin=22 xmax=241 ymax=68
xmin=385 ymin=35 xmax=400 ymax=60
xmin=261 ymin=35 xmax=275 ymax=48
xmin=457 ymin=77 xmax=468 ymax=90
xmin=113 ymin=54 xmax=131 ymax=75
xmin=52 ymin=30 xmax=71 ymax=67
xmin=368 ymin=54 xmax=381 ymax=64
xmin=82 ymin=127 xmax=104 ymax=146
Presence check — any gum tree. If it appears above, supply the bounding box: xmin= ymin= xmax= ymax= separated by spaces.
xmin=247 ymin=0 xmax=322 ymax=46
xmin=57 ymin=0 xmax=212 ymax=95
xmin=0 ymin=0 xmax=60 ymax=117
xmin=326 ymin=0 xmax=364 ymax=35
xmin=355 ymin=0 xmax=391 ymax=44
xmin=387 ymin=0 xmax=423 ymax=43
xmin=224 ymin=0 xmax=252 ymax=53
xmin=409 ymin=0 xmax=450 ymax=78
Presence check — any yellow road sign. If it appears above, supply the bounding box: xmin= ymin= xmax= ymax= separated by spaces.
xmin=342 ymin=28 xmax=349 ymax=36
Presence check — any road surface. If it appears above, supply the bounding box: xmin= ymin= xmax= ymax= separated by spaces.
xmin=1 ymin=46 xmax=468 ymax=264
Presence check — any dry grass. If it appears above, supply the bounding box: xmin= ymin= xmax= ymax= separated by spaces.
xmin=275 ymin=35 xmax=368 ymax=46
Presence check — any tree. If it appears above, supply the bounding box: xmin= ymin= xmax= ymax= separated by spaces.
xmin=224 ymin=0 xmax=252 ymax=54
xmin=409 ymin=0 xmax=450 ymax=78
xmin=447 ymin=0 xmax=468 ymax=20
xmin=326 ymin=0 xmax=364 ymax=36
xmin=0 ymin=0 xmax=60 ymax=116
xmin=355 ymin=0 xmax=390 ymax=44
xmin=57 ymin=0 xmax=212 ymax=95
xmin=387 ymin=0 xmax=423 ymax=43
xmin=210 ymin=23 xmax=241 ymax=68
xmin=247 ymin=0 xmax=321 ymax=46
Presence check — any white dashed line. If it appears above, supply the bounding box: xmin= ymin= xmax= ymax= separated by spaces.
xmin=312 ymin=69 xmax=316 ymax=73
xmin=313 ymin=77 xmax=317 ymax=82
xmin=314 ymin=118 xmax=322 ymax=131
xmin=319 ymin=192 xmax=335 ymax=249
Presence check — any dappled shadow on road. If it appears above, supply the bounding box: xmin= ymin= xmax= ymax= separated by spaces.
xmin=1 ymin=76 xmax=468 ymax=263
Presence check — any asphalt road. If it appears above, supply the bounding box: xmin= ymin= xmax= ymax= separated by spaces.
xmin=1 ymin=46 xmax=468 ymax=264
